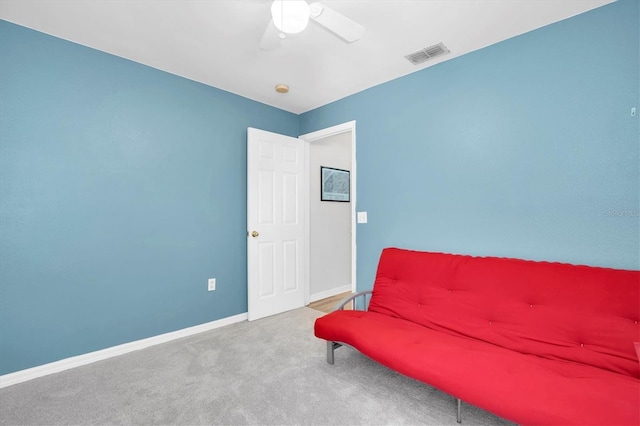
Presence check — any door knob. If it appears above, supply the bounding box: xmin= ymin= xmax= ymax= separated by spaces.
xmin=251 ymin=231 xmax=259 ymax=238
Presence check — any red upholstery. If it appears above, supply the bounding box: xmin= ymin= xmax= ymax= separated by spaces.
xmin=314 ymin=248 xmax=640 ymax=425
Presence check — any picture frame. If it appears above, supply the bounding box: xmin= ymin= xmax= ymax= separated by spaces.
xmin=321 ymin=166 xmax=350 ymax=202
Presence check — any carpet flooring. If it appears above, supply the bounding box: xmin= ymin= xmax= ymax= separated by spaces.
xmin=0 ymin=307 xmax=513 ymax=425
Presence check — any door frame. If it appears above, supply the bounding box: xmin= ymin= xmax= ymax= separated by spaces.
xmin=299 ymin=121 xmax=357 ymax=305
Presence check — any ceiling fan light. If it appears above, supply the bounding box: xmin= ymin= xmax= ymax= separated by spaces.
xmin=271 ymin=0 xmax=310 ymax=34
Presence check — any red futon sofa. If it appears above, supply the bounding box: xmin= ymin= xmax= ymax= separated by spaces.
xmin=314 ymin=248 xmax=640 ymax=425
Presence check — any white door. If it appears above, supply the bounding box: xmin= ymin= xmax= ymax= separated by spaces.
xmin=247 ymin=128 xmax=306 ymax=321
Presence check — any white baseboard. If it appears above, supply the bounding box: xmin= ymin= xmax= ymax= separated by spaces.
xmin=0 ymin=312 xmax=248 ymax=389
xmin=309 ymin=284 xmax=352 ymax=303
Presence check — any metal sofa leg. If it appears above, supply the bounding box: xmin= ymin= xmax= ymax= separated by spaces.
xmin=326 ymin=341 xmax=342 ymax=364
xmin=457 ymin=398 xmax=462 ymax=423
xmin=327 ymin=341 xmax=335 ymax=364
xmin=327 ymin=341 xmax=334 ymax=365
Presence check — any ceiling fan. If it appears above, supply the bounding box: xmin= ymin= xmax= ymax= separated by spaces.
xmin=259 ymin=0 xmax=365 ymax=50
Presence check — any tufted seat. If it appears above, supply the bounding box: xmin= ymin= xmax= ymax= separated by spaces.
xmin=314 ymin=248 xmax=640 ymax=425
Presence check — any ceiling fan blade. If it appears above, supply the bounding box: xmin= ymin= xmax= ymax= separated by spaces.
xmin=259 ymin=20 xmax=282 ymax=50
xmin=309 ymin=2 xmax=365 ymax=43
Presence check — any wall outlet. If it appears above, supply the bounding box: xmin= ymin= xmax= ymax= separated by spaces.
xmin=208 ymin=278 xmax=216 ymax=291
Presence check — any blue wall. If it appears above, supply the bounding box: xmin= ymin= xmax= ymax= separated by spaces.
xmin=1 ymin=0 xmax=639 ymax=376
xmin=0 ymin=20 xmax=298 ymax=375
xmin=301 ymin=0 xmax=639 ymax=293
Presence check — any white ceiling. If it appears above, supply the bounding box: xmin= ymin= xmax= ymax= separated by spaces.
xmin=0 ymin=0 xmax=613 ymax=114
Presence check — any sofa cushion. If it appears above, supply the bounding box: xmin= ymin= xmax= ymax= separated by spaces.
xmin=367 ymin=248 xmax=640 ymax=378
xmin=315 ymin=309 xmax=640 ymax=425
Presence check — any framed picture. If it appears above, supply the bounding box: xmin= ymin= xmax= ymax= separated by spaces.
xmin=321 ymin=166 xmax=350 ymax=202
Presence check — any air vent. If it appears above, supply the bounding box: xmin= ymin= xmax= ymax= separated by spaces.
xmin=405 ymin=42 xmax=450 ymax=65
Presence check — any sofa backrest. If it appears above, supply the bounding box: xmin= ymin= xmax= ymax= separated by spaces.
xmin=368 ymin=248 xmax=640 ymax=378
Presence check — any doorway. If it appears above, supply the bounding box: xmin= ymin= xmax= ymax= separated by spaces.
xmin=300 ymin=121 xmax=357 ymax=304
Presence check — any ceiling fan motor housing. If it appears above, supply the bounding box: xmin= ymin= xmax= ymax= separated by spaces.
xmin=271 ymin=0 xmax=310 ymax=34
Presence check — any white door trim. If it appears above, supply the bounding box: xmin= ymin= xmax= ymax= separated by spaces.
xmin=299 ymin=121 xmax=357 ymax=303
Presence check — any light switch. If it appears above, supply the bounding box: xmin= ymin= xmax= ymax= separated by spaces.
xmin=357 ymin=211 xmax=368 ymax=223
